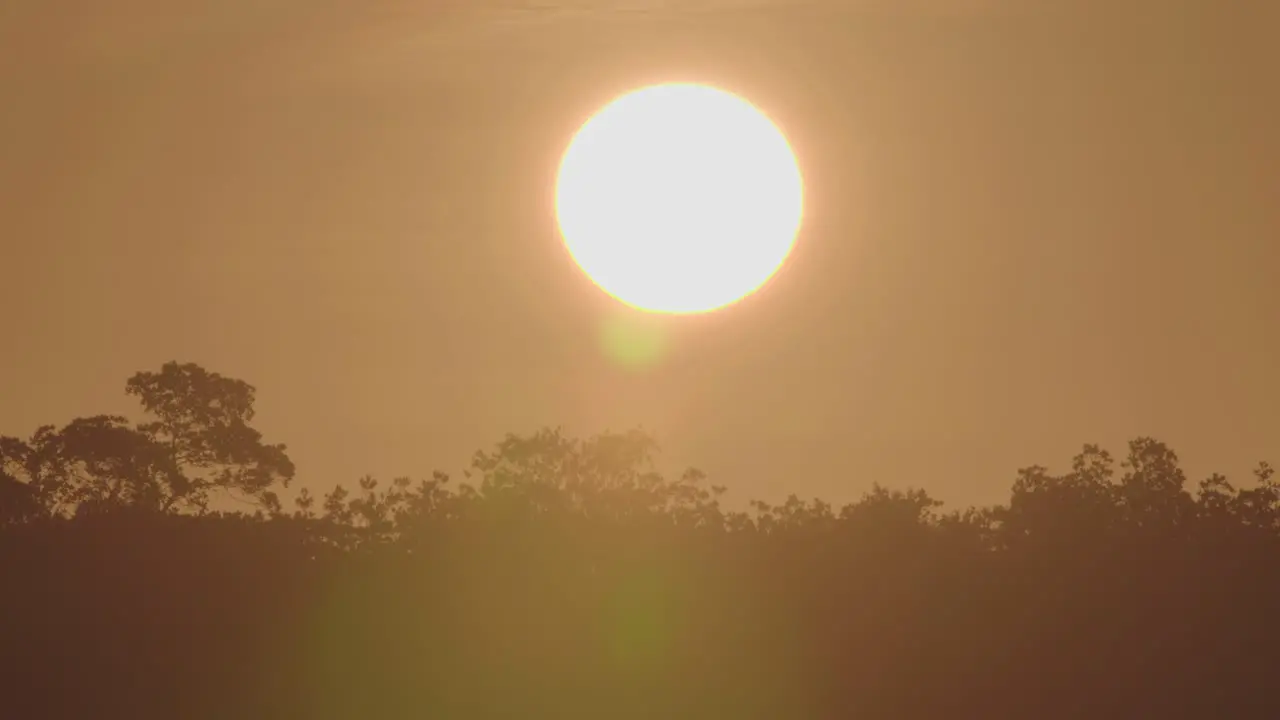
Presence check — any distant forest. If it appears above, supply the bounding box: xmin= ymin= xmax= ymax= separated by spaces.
xmin=3 ymin=362 xmax=1279 ymax=719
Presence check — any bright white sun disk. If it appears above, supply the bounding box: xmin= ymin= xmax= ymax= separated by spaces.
xmin=555 ymin=83 xmax=804 ymax=314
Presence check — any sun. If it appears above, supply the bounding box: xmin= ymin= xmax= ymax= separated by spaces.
xmin=555 ymin=83 xmax=804 ymax=314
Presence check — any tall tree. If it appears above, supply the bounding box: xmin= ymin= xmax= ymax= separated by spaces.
xmin=125 ymin=362 xmax=295 ymax=510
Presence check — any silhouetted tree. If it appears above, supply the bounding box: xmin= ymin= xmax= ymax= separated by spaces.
xmin=126 ymin=361 xmax=296 ymax=508
xmin=0 ymin=362 xmax=294 ymax=516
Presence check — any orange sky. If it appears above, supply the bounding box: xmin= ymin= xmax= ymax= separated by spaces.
xmin=2 ymin=1 xmax=1277 ymax=508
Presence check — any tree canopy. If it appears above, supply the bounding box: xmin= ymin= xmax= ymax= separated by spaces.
xmin=2 ymin=362 xmax=1279 ymax=719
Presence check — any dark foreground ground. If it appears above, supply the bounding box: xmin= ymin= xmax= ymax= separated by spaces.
xmin=5 ymin=482 xmax=1280 ymax=720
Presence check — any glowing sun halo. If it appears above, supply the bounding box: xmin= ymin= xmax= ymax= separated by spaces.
xmin=555 ymin=83 xmax=804 ymax=314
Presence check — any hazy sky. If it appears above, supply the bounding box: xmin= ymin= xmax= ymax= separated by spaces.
xmin=2 ymin=1 xmax=1277 ymax=508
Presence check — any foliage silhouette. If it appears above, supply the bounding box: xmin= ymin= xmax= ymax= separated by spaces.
xmin=1 ymin=362 xmax=294 ymax=516
xmin=3 ymin=363 xmax=1280 ymax=719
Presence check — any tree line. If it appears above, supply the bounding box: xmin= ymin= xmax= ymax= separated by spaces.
xmin=2 ymin=362 xmax=1279 ymax=719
